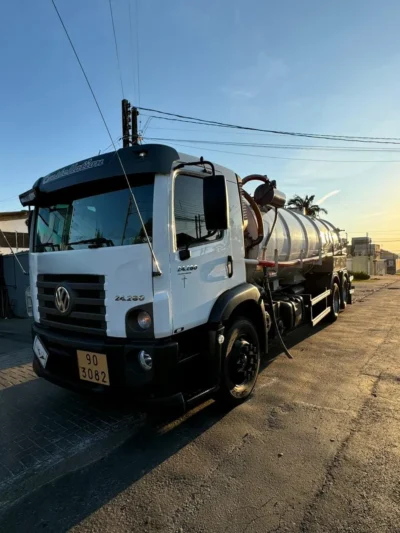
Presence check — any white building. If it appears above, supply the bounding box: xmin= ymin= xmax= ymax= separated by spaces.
xmin=0 ymin=210 xmax=29 ymax=255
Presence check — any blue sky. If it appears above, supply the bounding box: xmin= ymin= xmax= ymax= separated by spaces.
xmin=1 ymin=0 xmax=400 ymax=250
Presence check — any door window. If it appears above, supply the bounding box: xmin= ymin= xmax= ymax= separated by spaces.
xmin=174 ymin=174 xmax=223 ymax=249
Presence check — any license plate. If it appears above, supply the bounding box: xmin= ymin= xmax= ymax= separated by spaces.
xmin=77 ymin=350 xmax=110 ymax=386
xmin=33 ymin=336 xmax=49 ymax=368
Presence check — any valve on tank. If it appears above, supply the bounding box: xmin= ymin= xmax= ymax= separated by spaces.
xmin=253 ymin=180 xmax=286 ymax=209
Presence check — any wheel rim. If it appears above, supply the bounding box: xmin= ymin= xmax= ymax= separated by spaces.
xmin=333 ymin=287 xmax=340 ymax=314
xmin=228 ymin=338 xmax=258 ymax=387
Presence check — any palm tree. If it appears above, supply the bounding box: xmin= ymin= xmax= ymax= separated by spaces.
xmin=287 ymin=194 xmax=328 ymax=218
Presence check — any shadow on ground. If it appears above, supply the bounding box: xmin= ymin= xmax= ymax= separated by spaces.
xmin=0 ymin=318 xmax=331 ymax=532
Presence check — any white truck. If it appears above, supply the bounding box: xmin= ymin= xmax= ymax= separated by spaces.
xmin=20 ymin=143 xmax=353 ymax=411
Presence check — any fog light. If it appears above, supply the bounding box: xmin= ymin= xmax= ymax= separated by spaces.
xmin=138 ymin=350 xmax=153 ymax=371
xmin=137 ymin=311 xmax=152 ymax=330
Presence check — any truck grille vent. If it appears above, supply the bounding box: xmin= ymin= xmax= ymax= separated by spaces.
xmin=37 ymin=274 xmax=106 ymax=336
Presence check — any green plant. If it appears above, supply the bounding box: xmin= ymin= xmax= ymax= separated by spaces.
xmin=349 ymin=270 xmax=370 ymax=281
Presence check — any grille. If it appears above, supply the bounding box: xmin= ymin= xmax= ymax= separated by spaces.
xmin=37 ymin=274 xmax=106 ymax=335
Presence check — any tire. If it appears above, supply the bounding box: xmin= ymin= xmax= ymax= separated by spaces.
xmin=215 ymin=317 xmax=261 ymax=407
xmin=329 ymin=282 xmax=340 ymax=322
xmin=341 ymin=276 xmax=349 ymax=310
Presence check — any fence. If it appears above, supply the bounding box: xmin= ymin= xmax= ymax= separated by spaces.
xmin=0 ymin=252 xmax=30 ymax=318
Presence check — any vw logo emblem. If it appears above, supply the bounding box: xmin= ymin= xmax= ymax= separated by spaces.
xmin=55 ymin=286 xmax=71 ymax=314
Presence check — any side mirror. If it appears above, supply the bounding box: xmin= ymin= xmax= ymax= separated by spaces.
xmin=203 ymin=175 xmax=228 ymax=231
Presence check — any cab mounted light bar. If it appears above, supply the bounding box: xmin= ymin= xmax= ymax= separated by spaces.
xmin=19 ymin=188 xmax=38 ymax=207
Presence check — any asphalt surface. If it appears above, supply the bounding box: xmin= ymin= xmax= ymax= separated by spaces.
xmin=1 ymin=277 xmax=400 ymax=532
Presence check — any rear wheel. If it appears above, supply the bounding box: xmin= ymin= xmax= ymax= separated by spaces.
xmin=341 ymin=276 xmax=349 ymax=310
xmin=216 ymin=317 xmax=260 ymax=407
xmin=329 ymin=282 xmax=340 ymax=322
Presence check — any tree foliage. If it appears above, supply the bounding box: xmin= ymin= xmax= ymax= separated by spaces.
xmin=287 ymin=194 xmax=328 ymax=218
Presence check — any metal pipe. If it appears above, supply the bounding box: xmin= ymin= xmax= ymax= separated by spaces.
xmin=258 ymin=252 xmax=333 ymax=269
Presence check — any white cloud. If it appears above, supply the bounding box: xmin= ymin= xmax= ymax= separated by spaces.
xmin=315 ymin=190 xmax=341 ymax=205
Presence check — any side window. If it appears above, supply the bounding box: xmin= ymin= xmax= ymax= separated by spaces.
xmin=174 ymin=174 xmax=223 ymax=249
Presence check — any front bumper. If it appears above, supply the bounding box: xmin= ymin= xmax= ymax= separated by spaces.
xmin=32 ymin=323 xmax=181 ymax=401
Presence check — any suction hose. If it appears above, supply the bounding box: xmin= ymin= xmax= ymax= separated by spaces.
xmin=242 ymin=189 xmax=264 ymax=246
xmin=265 ymin=278 xmax=294 ymax=360
xmin=261 ymin=206 xmax=293 ymax=360
xmin=261 ymin=207 xmax=278 ymax=261
xmin=242 ymin=174 xmax=270 ymax=247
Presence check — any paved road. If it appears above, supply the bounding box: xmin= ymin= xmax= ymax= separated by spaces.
xmin=1 ymin=277 xmax=400 ymax=532
xmin=0 ymin=320 xmax=144 ymax=509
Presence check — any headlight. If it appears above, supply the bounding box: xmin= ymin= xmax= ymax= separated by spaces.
xmin=137 ymin=311 xmax=152 ymax=330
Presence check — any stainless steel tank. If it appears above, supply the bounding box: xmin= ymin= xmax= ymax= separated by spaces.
xmin=245 ymin=201 xmax=344 ymax=280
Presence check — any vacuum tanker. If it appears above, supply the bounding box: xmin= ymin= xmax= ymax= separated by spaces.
xmin=20 ymin=143 xmax=353 ymax=411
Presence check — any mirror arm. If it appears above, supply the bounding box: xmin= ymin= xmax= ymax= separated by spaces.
xmin=174 ymin=157 xmax=216 ymax=176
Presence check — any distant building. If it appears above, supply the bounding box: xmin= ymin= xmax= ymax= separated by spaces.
xmin=380 ymin=249 xmax=400 ymax=274
xmin=347 ymin=236 xmax=385 ymax=275
xmin=350 ymin=237 xmax=380 ymax=259
xmin=347 ymin=236 xmax=400 ymax=275
xmin=0 ymin=210 xmax=29 ymax=255
xmin=380 ymin=249 xmax=399 ymax=261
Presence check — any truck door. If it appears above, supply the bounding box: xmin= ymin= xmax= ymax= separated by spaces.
xmin=170 ymin=172 xmax=237 ymax=333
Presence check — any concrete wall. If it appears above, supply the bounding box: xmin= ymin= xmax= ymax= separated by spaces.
xmin=347 ymin=256 xmax=387 ymax=276
xmin=373 ymin=260 xmax=387 ymax=276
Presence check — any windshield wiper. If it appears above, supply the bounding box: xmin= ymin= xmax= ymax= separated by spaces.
xmin=68 ymin=237 xmax=114 ymax=248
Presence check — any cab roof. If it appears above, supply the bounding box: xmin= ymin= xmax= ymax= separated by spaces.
xmin=19 ymin=144 xmax=237 ymax=206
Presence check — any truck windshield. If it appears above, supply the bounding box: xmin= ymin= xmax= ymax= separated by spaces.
xmin=34 ymin=179 xmax=154 ymax=253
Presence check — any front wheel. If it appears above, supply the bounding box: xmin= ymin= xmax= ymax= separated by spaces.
xmin=215 ymin=317 xmax=261 ymax=407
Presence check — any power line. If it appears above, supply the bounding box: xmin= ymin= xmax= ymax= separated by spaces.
xmin=139 ymin=107 xmax=400 ymax=145
xmin=127 ymin=0 xmax=136 ymax=101
xmin=98 ymin=136 xmax=122 ymax=154
xmin=142 ymin=116 xmax=152 ymax=135
xmin=134 ymin=0 xmax=141 ymax=126
xmin=50 ymin=0 xmax=161 ymax=275
xmin=144 ymin=139 xmax=400 ymax=164
xmin=347 ymin=230 xmax=400 ymax=233
xmin=0 ymin=195 xmax=19 ymax=204
xmin=144 ymin=136 xmax=400 ymax=153
xmin=146 ymin=125 xmax=400 ymax=141
xmin=109 ymin=0 xmax=125 ymax=98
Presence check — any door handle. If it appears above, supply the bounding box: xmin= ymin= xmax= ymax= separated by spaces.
xmin=227 ymin=256 xmax=233 ymax=278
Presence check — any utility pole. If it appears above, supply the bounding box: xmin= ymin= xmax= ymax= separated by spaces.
xmin=131 ymin=106 xmax=139 ymax=145
xmin=122 ymin=99 xmax=131 ymax=148
xmin=122 ymin=99 xmax=140 ymax=147
xmin=366 ymin=232 xmax=371 ymax=275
